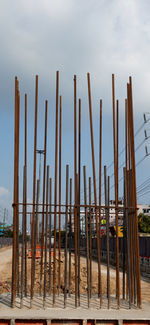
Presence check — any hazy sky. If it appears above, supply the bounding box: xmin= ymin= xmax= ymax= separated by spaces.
xmin=0 ymin=0 xmax=150 ymax=224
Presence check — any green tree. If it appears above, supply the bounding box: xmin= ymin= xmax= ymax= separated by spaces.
xmin=138 ymin=213 xmax=150 ymax=233
xmin=4 ymin=229 xmax=13 ymax=238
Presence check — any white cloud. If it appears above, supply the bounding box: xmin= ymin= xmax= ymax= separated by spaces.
xmin=0 ymin=0 xmax=148 ymax=116
xmin=0 ymin=187 xmax=9 ymax=197
xmin=0 ymin=0 xmax=150 ymax=204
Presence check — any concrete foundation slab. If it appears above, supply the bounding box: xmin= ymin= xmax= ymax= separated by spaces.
xmin=0 ymin=294 xmax=149 ymax=321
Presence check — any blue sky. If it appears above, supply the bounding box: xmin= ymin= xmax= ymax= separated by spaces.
xmin=0 ymin=0 xmax=150 ymax=225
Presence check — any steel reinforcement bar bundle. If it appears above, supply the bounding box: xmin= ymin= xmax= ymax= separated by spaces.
xmin=11 ymin=72 xmax=141 ymax=310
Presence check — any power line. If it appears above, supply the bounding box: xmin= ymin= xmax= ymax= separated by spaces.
xmin=80 ymin=120 xmax=149 ymax=201
xmin=137 ymin=177 xmax=150 ymax=192
xmin=137 ymin=184 xmax=150 ymax=196
xmin=137 ymin=189 xmax=150 ymax=198
xmin=101 ymin=154 xmax=147 ymax=199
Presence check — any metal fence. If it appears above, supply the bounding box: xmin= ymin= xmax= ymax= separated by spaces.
xmin=0 ymin=237 xmax=13 ymax=248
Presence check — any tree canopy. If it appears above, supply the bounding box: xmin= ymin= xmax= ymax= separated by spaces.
xmin=138 ymin=213 xmax=150 ymax=233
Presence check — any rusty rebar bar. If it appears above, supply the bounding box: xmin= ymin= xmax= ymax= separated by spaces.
xmin=130 ymin=166 xmax=136 ymax=304
xmin=30 ymin=75 xmax=38 ymax=306
xmin=89 ymin=177 xmax=92 ymax=299
xmin=127 ymin=84 xmax=134 ymax=302
xmin=112 ymin=74 xmax=120 ymax=308
xmin=77 ymin=98 xmax=81 ymax=306
xmin=116 ymin=99 xmax=120 ymax=308
xmin=125 ymin=98 xmax=129 ymax=300
xmin=74 ymin=75 xmax=78 ymax=307
xmin=24 ymin=93 xmax=27 ymax=297
xmin=16 ymin=86 xmax=20 ymax=297
xmin=128 ymin=77 xmax=141 ymax=307
xmin=43 ymin=166 xmax=49 ymax=307
xmin=21 ymin=166 xmax=25 ymax=308
xmin=64 ymin=165 xmax=69 ymax=307
xmin=123 ymin=165 xmax=126 ymax=300
xmin=40 ymin=100 xmax=48 ymax=296
xmin=49 ymin=178 xmax=52 ymax=295
xmin=11 ymin=76 xmax=19 ymax=307
xmin=34 ymin=179 xmax=40 ymax=287
xmin=69 ymin=178 xmax=72 ymax=297
xmin=87 ymin=73 xmax=101 ymax=306
xmin=53 ymin=71 xmax=59 ymax=306
xmin=126 ymin=169 xmax=132 ymax=308
xmin=104 ymin=166 xmax=110 ymax=309
xmin=58 ymin=95 xmax=62 ymax=295
xmin=107 ymin=175 xmax=110 ymax=308
xmin=99 ymin=99 xmax=102 ymax=306
xmin=83 ymin=166 xmax=90 ymax=308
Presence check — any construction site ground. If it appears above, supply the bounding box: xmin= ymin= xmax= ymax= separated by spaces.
xmin=0 ymin=295 xmax=150 ymax=321
xmin=0 ymin=246 xmax=150 ymax=313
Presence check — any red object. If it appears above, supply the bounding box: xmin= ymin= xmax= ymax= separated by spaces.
xmin=16 ymin=321 xmax=46 ymax=325
xmin=28 ymin=249 xmax=41 ymax=259
xmin=0 ymin=321 xmax=10 ymax=325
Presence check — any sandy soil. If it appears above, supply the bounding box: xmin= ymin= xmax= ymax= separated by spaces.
xmin=0 ymin=246 xmax=149 ymax=303
xmin=0 ymin=246 xmax=12 ymax=293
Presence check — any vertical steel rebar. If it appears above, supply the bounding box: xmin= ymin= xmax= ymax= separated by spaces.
xmin=112 ymin=74 xmax=120 ymax=308
xmin=123 ymin=166 xmax=126 ymax=300
xmin=99 ymin=99 xmax=102 ymax=306
xmin=108 ymin=175 xmax=110 ymax=308
xmin=12 ymin=77 xmax=19 ymax=307
xmin=34 ymin=179 xmax=40 ymax=288
xmin=58 ymin=95 xmax=62 ymax=295
xmin=83 ymin=166 xmax=90 ymax=308
xmin=53 ymin=71 xmax=59 ymax=306
xmin=40 ymin=100 xmax=48 ymax=295
xmin=16 ymin=86 xmax=20 ymax=297
xmin=49 ymin=178 xmax=52 ymax=295
xmin=64 ymin=165 xmax=69 ymax=307
xmin=104 ymin=166 xmax=110 ymax=309
xmin=24 ymin=94 xmax=27 ymax=297
xmin=126 ymin=169 xmax=132 ymax=308
xmin=74 ymin=172 xmax=78 ymax=307
xmin=74 ymin=75 xmax=78 ymax=307
xmin=124 ymin=99 xmax=128 ymax=300
xmin=77 ymin=98 xmax=81 ymax=306
xmin=21 ymin=166 xmax=25 ymax=308
xmin=36 ymin=155 xmax=41 ymax=245
xmin=130 ymin=168 xmax=136 ymax=304
xmin=128 ymin=77 xmax=141 ymax=307
xmin=126 ymin=88 xmax=133 ymax=307
xmin=127 ymin=84 xmax=134 ymax=302
xmin=87 ymin=73 xmax=101 ymax=306
xmin=43 ymin=166 xmax=49 ymax=307
xmin=116 ymin=99 xmax=120 ymax=308
xmin=69 ymin=178 xmax=72 ymax=297
xmin=125 ymin=98 xmax=129 ymax=300
xmin=31 ymin=75 xmax=38 ymax=306
xmin=89 ymin=177 xmax=92 ymax=299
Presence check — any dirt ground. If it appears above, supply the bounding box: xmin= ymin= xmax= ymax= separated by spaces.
xmin=0 ymin=246 xmax=12 ymax=293
xmin=0 ymin=246 xmax=150 ymax=304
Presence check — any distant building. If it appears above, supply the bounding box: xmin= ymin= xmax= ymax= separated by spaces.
xmin=108 ymin=199 xmax=124 ymax=226
xmin=137 ymin=204 xmax=150 ymax=216
xmin=0 ymin=222 xmax=13 ymax=236
xmin=37 ymin=202 xmax=150 ymax=239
